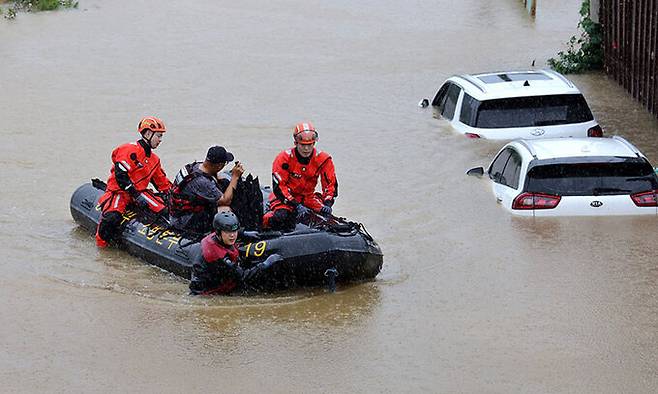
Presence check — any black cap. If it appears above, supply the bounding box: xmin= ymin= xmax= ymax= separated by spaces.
xmin=206 ymin=146 xmax=234 ymax=164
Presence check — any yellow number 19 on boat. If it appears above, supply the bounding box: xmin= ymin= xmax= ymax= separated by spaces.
xmin=244 ymin=241 xmax=267 ymax=257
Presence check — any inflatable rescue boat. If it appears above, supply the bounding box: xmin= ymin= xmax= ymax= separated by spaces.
xmin=70 ymin=179 xmax=383 ymax=292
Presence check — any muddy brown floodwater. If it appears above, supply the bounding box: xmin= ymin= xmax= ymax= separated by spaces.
xmin=0 ymin=0 xmax=656 ymax=392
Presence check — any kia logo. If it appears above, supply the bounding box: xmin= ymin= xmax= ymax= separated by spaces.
xmin=531 ymin=128 xmax=546 ymax=136
xmin=590 ymin=201 xmax=603 ymax=207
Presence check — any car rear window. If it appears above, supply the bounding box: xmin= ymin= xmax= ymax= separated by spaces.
xmin=473 ymin=94 xmax=594 ymax=129
xmin=525 ymin=160 xmax=658 ymax=196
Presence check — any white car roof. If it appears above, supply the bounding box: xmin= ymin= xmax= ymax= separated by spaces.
xmin=515 ymin=137 xmax=642 ymax=161
xmin=449 ymin=69 xmax=581 ymax=101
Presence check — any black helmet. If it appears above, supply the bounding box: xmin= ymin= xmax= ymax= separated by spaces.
xmin=213 ymin=211 xmax=240 ymax=233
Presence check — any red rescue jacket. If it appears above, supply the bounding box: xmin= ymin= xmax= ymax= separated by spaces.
xmin=192 ymin=234 xmax=242 ymax=295
xmin=270 ymin=147 xmax=337 ymax=206
xmin=201 ymin=234 xmax=240 ymax=264
xmin=106 ymin=140 xmax=171 ymax=194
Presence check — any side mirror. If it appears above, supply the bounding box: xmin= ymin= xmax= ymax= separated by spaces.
xmin=466 ymin=166 xmax=484 ymax=177
xmin=418 ymin=98 xmax=429 ymax=108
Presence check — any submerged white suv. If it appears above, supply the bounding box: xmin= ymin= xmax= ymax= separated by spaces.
xmin=429 ymin=69 xmax=602 ymax=140
xmin=467 ymin=137 xmax=658 ymax=216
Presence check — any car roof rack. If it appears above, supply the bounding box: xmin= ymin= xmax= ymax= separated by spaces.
xmin=542 ymin=69 xmax=575 ymax=88
xmin=456 ymin=74 xmax=487 ymax=93
xmin=517 ymin=139 xmax=538 ymax=160
xmin=612 ymin=135 xmax=642 ymax=158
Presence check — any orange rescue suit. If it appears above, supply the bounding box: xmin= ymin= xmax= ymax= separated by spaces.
xmin=99 ymin=140 xmax=171 ymax=214
xmin=269 ymin=147 xmax=337 ymax=212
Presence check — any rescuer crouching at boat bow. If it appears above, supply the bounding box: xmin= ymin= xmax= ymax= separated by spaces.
xmin=95 ymin=116 xmax=172 ymax=248
xmin=169 ymin=146 xmax=244 ymax=236
xmin=189 ymin=211 xmax=282 ymax=295
xmin=263 ymin=122 xmax=338 ymax=231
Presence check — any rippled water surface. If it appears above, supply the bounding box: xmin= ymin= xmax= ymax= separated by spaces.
xmin=1 ymin=0 xmax=657 ymax=392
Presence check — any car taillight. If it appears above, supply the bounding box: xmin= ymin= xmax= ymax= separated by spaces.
xmin=630 ymin=190 xmax=658 ymax=206
xmin=587 ymin=125 xmax=603 ymax=137
xmin=512 ymin=192 xmax=561 ymax=210
xmin=465 ymin=132 xmax=481 ymax=139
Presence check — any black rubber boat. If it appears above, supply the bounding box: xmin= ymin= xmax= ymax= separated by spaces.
xmin=70 ymin=179 xmax=383 ymax=292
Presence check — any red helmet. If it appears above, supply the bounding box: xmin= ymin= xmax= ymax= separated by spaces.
xmin=138 ymin=116 xmax=166 ymax=134
xmin=293 ymin=122 xmax=318 ymax=145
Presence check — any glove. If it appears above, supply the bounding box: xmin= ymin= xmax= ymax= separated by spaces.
xmin=125 ymin=184 xmax=138 ymax=197
xmin=319 ymin=203 xmax=332 ymax=216
xmin=240 ymin=230 xmax=260 ymax=241
xmin=258 ymin=253 xmax=283 ymax=270
xmin=161 ymin=192 xmax=171 ymax=208
xmin=295 ymin=204 xmax=310 ymax=219
xmin=134 ymin=192 xmax=151 ymax=209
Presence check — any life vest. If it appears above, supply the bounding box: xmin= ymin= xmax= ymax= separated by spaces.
xmin=192 ymin=233 xmax=242 ymax=295
xmin=169 ymin=162 xmax=219 ymax=216
xmin=105 ymin=141 xmax=171 ymax=193
xmin=200 ymin=233 xmax=240 ymax=264
xmin=270 ymin=147 xmax=337 ymax=205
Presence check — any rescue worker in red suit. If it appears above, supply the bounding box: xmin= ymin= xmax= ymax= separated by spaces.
xmin=95 ymin=116 xmax=172 ymax=248
xmin=263 ymin=122 xmax=338 ymax=231
xmin=189 ymin=211 xmax=282 ymax=295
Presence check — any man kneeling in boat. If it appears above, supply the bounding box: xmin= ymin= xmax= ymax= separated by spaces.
xmin=169 ymin=146 xmax=244 ymax=236
xmin=263 ymin=122 xmax=338 ymax=231
xmin=189 ymin=211 xmax=281 ymax=295
xmin=96 ymin=116 xmax=172 ymax=248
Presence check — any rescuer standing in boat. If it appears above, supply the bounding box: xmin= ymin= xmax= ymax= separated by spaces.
xmin=190 ymin=211 xmax=281 ymax=295
xmin=95 ymin=116 xmax=172 ymax=248
xmin=169 ymin=146 xmax=245 ymax=235
xmin=263 ymin=122 xmax=338 ymax=231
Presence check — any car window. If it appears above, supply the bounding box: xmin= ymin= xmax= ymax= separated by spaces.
xmin=442 ymin=84 xmax=461 ymax=120
xmin=501 ymin=149 xmax=522 ymax=189
xmin=474 ymin=94 xmax=594 ymax=128
xmin=459 ymin=93 xmax=479 ymax=126
xmin=525 ymin=159 xmax=658 ymax=196
xmin=489 ymin=148 xmax=513 ymax=184
xmin=431 ymin=83 xmax=449 ymax=108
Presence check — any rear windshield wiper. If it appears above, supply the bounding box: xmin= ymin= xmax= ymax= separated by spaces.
xmin=625 ymin=176 xmax=654 ymax=182
xmin=534 ymin=120 xmax=565 ymax=126
xmin=592 ymin=187 xmax=632 ymax=195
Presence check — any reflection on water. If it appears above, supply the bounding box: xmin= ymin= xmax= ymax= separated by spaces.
xmin=193 ymin=283 xmax=381 ymax=334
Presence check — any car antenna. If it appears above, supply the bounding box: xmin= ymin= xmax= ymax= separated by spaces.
xmin=523 ymin=80 xmax=530 ymax=87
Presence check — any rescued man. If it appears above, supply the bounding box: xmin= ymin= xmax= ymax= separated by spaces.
xmin=169 ymin=146 xmax=244 ymax=235
xmin=189 ymin=211 xmax=281 ymax=295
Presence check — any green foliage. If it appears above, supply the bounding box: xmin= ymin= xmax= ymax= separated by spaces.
xmin=2 ymin=0 xmax=78 ymax=19
xmin=3 ymin=6 xmax=16 ymax=19
xmin=37 ymin=0 xmax=60 ymax=11
xmin=548 ymin=0 xmax=603 ymax=74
